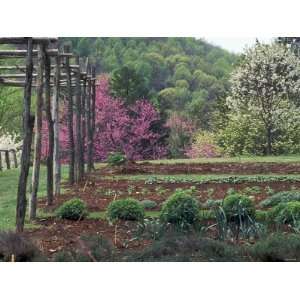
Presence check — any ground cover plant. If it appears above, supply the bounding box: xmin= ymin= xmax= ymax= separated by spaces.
xmin=106 ymin=198 xmax=145 ymax=222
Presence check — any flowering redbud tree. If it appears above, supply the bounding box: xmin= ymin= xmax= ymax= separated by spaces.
xmin=42 ymin=75 xmax=166 ymax=162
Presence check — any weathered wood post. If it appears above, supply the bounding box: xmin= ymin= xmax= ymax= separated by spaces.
xmin=64 ymin=44 xmax=75 ymax=185
xmin=86 ymin=69 xmax=93 ymax=172
xmin=91 ymin=67 xmax=96 ymax=170
xmin=5 ymin=150 xmax=10 ymax=169
xmin=81 ymin=76 xmax=87 ymax=170
xmin=16 ymin=37 xmax=34 ymax=232
xmin=53 ymin=55 xmax=61 ymax=195
xmin=74 ymin=55 xmax=83 ymax=182
xmin=29 ymin=42 xmax=46 ymax=220
xmin=45 ymin=49 xmax=54 ymax=205
xmin=12 ymin=150 xmax=18 ymax=168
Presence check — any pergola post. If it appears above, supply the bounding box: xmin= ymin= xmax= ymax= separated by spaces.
xmin=45 ymin=50 xmax=54 ymax=205
xmin=4 ymin=150 xmax=10 ymax=169
xmin=29 ymin=43 xmax=46 ymax=220
xmin=74 ymin=55 xmax=84 ymax=182
xmin=64 ymin=44 xmax=75 ymax=185
xmin=16 ymin=37 xmax=34 ymax=232
xmin=53 ymin=55 xmax=61 ymax=195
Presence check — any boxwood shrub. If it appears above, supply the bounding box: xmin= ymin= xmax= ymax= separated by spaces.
xmin=56 ymin=198 xmax=88 ymax=220
xmin=140 ymin=199 xmax=158 ymax=210
xmin=260 ymin=191 xmax=300 ymax=208
xmin=160 ymin=189 xmax=199 ymax=228
xmin=269 ymin=201 xmax=300 ymax=225
xmin=106 ymin=198 xmax=145 ymax=222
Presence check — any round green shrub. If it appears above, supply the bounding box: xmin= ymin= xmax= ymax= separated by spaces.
xmin=269 ymin=201 xmax=300 ymax=224
xmin=106 ymin=152 xmax=127 ymax=166
xmin=56 ymin=198 xmax=88 ymax=220
xmin=260 ymin=191 xmax=300 ymax=208
xmin=106 ymin=198 xmax=145 ymax=222
xmin=140 ymin=200 xmax=158 ymax=210
xmin=223 ymin=193 xmax=255 ymax=221
xmin=160 ymin=189 xmax=199 ymax=227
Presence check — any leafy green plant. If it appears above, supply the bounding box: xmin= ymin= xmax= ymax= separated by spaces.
xmin=127 ymin=185 xmax=135 ymax=195
xmin=226 ymin=188 xmax=235 ymax=195
xmin=220 ymin=194 xmax=259 ymax=241
xmin=265 ymin=185 xmax=275 ymax=196
xmin=106 ymin=198 xmax=145 ymax=222
xmin=255 ymin=210 xmax=269 ymax=223
xmin=206 ymin=188 xmax=215 ymax=198
xmin=223 ymin=193 xmax=256 ymax=221
xmin=243 ymin=186 xmax=261 ymax=195
xmin=160 ymin=189 xmax=199 ymax=229
xmin=203 ymin=199 xmax=223 ymax=209
xmin=269 ymin=201 xmax=300 ymax=225
xmin=106 ymin=152 xmax=127 ymax=166
xmin=140 ymin=199 xmax=158 ymax=210
xmin=135 ymin=218 xmax=168 ymax=240
xmin=56 ymin=198 xmax=88 ymax=220
xmin=155 ymin=186 xmax=167 ymax=195
xmin=260 ymin=191 xmax=300 ymax=208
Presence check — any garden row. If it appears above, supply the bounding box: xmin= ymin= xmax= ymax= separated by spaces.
xmin=3 ymin=188 xmax=300 ymax=261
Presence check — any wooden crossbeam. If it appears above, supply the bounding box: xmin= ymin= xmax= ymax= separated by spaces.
xmin=0 ymin=37 xmax=58 ymax=44
xmin=0 ymin=64 xmax=80 ymax=70
xmin=0 ymin=79 xmax=88 ymax=87
xmin=0 ymin=50 xmax=73 ymax=58
xmin=0 ymin=73 xmax=69 ymax=78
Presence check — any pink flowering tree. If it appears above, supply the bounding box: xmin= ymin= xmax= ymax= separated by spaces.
xmin=42 ymin=75 xmax=166 ymax=162
xmin=94 ymin=76 xmax=166 ymax=160
xmin=185 ymin=131 xmax=223 ymax=158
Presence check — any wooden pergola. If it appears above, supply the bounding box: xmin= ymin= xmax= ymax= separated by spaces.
xmin=0 ymin=37 xmax=97 ymax=232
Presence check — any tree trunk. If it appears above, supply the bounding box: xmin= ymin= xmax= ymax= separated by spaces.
xmin=5 ymin=151 xmax=10 ymax=169
xmin=266 ymin=126 xmax=272 ymax=155
xmin=29 ymin=43 xmax=45 ymax=220
xmin=0 ymin=152 xmax=2 ymax=171
xmin=53 ymin=55 xmax=61 ymax=195
xmin=16 ymin=37 xmax=34 ymax=232
xmin=64 ymin=45 xmax=75 ymax=185
xmin=74 ymin=55 xmax=83 ymax=182
xmin=90 ymin=67 xmax=96 ymax=170
xmin=87 ymin=75 xmax=93 ymax=172
xmin=45 ymin=52 xmax=54 ymax=205
xmin=81 ymin=78 xmax=87 ymax=173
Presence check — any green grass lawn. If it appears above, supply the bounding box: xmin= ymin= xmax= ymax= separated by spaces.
xmin=0 ymin=166 xmax=69 ymax=231
xmin=142 ymin=155 xmax=300 ymax=164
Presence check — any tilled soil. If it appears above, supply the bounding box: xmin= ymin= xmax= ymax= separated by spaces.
xmin=102 ymin=161 xmax=300 ymax=175
xmin=39 ymin=179 xmax=300 ymax=212
xmin=25 ymin=218 xmax=149 ymax=258
xmin=31 ymin=161 xmax=300 ymax=259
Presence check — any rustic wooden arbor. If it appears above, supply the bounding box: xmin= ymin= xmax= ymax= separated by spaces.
xmin=0 ymin=37 xmax=97 ymax=232
xmin=0 ymin=148 xmax=18 ymax=170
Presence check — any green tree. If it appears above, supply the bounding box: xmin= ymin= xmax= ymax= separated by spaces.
xmin=227 ymin=42 xmax=300 ymax=154
xmin=109 ymin=65 xmax=149 ymax=105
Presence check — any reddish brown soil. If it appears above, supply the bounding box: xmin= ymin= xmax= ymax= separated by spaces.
xmin=39 ymin=178 xmax=300 ymax=212
xmin=31 ymin=161 xmax=300 ymax=258
xmin=102 ymin=161 xmax=300 ymax=175
xmin=25 ymin=218 xmax=149 ymax=258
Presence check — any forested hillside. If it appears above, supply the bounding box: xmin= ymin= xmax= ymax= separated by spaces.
xmin=63 ymin=37 xmax=237 ymax=128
